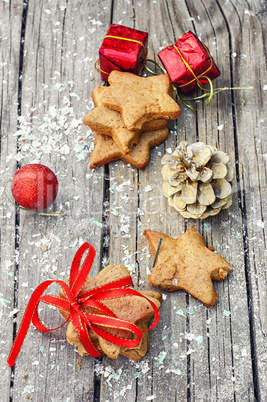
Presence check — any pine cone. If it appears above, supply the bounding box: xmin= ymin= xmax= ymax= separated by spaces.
xmin=161 ymin=141 xmax=233 ymax=219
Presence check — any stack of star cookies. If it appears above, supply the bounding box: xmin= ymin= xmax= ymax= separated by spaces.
xmin=83 ymin=71 xmax=180 ymax=169
xmin=59 ymin=263 xmax=162 ymax=361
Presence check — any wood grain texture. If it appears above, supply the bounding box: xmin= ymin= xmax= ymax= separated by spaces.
xmin=0 ymin=0 xmax=266 ymax=401
xmin=0 ymin=1 xmax=24 ymax=401
xmin=1 ymin=1 xmax=110 ymax=401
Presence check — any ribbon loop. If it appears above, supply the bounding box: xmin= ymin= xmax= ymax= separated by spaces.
xmin=7 ymin=243 xmax=160 ymax=367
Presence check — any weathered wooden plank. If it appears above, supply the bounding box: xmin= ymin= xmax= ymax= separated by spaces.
xmin=99 ymin=1 xmax=148 ymax=398
xmin=6 ymin=1 xmax=111 ymax=401
xmin=183 ymin=1 xmax=256 ymax=401
xmin=218 ymin=1 xmax=267 ymax=401
xmin=136 ymin=1 xmax=195 ymax=399
xmin=0 ymin=1 xmax=24 ymax=401
xmin=99 ymin=1 xmax=191 ymax=401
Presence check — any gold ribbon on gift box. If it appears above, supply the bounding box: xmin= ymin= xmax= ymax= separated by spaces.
xmin=144 ymin=52 xmax=253 ymax=111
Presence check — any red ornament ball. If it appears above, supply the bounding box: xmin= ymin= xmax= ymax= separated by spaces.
xmin=11 ymin=164 xmax=59 ymax=210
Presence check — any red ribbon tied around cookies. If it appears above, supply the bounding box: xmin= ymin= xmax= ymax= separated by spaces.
xmin=7 ymin=243 xmax=160 ymax=367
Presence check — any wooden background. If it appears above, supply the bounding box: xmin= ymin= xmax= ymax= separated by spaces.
xmin=0 ymin=0 xmax=266 ymax=401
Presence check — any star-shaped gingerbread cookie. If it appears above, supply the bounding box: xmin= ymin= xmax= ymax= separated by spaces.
xmin=59 ymin=264 xmax=162 ymax=361
xmin=89 ymin=128 xmax=168 ymax=169
xmin=144 ymin=227 xmax=231 ymax=306
xmin=83 ymin=85 xmax=168 ymax=154
xmin=100 ymin=71 xmax=181 ymax=130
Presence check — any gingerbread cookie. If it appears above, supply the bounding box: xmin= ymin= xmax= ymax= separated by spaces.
xmin=100 ymin=71 xmax=180 ymax=130
xmin=144 ymin=227 xmax=231 ymax=306
xmin=89 ymin=128 xmax=168 ymax=169
xmin=83 ymin=85 xmax=168 ymax=155
xmin=59 ymin=264 xmax=162 ymax=361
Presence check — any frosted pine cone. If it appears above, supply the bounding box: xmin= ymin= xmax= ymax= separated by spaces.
xmin=161 ymin=141 xmax=233 ymax=219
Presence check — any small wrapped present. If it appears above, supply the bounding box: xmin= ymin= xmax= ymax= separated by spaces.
xmin=98 ymin=24 xmax=148 ymax=81
xmin=158 ymin=31 xmax=220 ymax=94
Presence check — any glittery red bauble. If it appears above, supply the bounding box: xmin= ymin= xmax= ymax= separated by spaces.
xmin=11 ymin=164 xmax=58 ymax=210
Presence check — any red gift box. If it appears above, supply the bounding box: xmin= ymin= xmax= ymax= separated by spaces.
xmin=158 ymin=31 xmax=220 ymax=94
xmin=98 ymin=24 xmax=148 ymax=81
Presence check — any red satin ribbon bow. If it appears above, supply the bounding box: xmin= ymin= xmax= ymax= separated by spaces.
xmin=7 ymin=243 xmax=160 ymax=367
